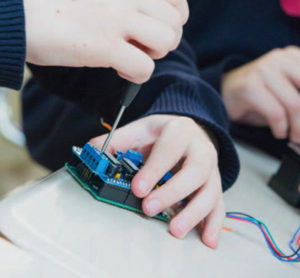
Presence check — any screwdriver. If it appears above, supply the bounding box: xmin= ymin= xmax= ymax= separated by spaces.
xmin=101 ymin=82 xmax=142 ymax=152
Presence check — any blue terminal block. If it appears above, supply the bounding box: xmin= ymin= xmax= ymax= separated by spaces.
xmin=124 ymin=150 xmax=143 ymax=167
xmin=78 ymin=143 xmax=109 ymax=173
xmin=67 ymin=143 xmax=175 ymax=221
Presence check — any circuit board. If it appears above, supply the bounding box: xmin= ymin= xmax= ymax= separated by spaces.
xmin=65 ymin=143 xmax=174 ymax=222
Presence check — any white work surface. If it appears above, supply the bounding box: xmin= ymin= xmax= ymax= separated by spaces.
xmin=0 ymin=144 xmax=299 ymax=278
xmin=0 ymin=237 xmax=76 ymax=277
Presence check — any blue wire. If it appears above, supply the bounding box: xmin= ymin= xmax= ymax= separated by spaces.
xmin=289 ymin=226 xmax=300 ymax=253
xmin=226 ymin=213 xmax=300 ymax=262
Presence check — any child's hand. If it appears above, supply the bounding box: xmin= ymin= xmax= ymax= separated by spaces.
xmin=222 ymin=46 xmax=300 ymax=143
xmin=24 ymin=0 xmax=189 ymax=84
xmin=90 ymin=115 xmax=224 ymax=249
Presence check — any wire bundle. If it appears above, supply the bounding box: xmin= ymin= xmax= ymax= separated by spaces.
xmin=226 ymin=212 xmax=300 ymax=262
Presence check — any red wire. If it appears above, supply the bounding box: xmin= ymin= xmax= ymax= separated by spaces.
xmin=226 ymin=216 xmax=294 ymax=259
xmin=259 ymin=224 xmax=289 ymax=258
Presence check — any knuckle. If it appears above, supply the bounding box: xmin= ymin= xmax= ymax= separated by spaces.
xmin=164 ymin=117 xmax=198 ymax=139
xmin=272 ymin=127 xmax=286 ymax=139
xmin=285 ymin=45 xmax=299 ymax=53
xmin=173 ymin=27 xmax=183 ymax=50
xmin=182 ymin=4 xmax=190 ymax=24
xmin=168 ymin=0 xmax=180 ymax=6
xmin=161 ymin=27 xmax=177 ymax=50
xmin=290 ymin=133 xmax=300 ymax=144
xmin=268 ymin=48 xmax=283 ymax=58
xmin=136 ymin=59 xmax=155 ymax=83
xmin=202 ymin=140 xmax=218 ymax=165
xmin=173 ymin=13 xmax=182 ymax=30
xmin=268 ymin=109 xmax=285 ymax=123
xmin=243 ymin=74 xmax=260 ymax=92
xmin=288 ymin=99 xmax=300 ymax=114
xmin=256 ymin=60 xmax=271 ymax=74
xmin=168 ymin=116 xmax=196 ymax=130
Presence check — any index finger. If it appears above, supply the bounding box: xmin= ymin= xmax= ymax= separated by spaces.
xmin=131 ymin=119 xmax=190 ymax=198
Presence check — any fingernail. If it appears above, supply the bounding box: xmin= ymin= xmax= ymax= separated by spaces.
xmin=138 ymin=180 xmax=148 ymax=195
xmin=174 ymin=218 xmax=189 ymax=238
xmin=146 ymin=199 xmax=161 ymax=216
xmin=207 ymin=232 xmax=219 ymax=249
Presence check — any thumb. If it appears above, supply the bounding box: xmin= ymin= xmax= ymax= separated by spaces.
xmin=89 ymin=120 xmax=151 ymax=154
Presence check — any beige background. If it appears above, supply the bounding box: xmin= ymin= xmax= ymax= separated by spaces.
xmin=0 ymin=70 xmax=49 ymax=198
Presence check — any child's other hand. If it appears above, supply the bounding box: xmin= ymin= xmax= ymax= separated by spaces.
xmin=90 ymin=115 xmax=224 ymax=249
xmin=222 ymin=46 xmax=300 ymax=143
xmin=24 ymin=0 xmax=189 ymax=84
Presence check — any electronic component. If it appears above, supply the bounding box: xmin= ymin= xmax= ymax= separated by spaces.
xmin=65 ymin=144 xmax=300 ymax=262
xmin=269 ymin=143 xmax=300 ymax=208
xmin=65 ymin=143 xmax=174 ymax=221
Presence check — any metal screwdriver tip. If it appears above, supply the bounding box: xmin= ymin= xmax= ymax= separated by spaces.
xmin=101 ymin=105 xmax=126 ymax=152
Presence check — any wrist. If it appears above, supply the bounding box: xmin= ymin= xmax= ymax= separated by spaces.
xmin=200 ymin=124 xmax=219 ymax=154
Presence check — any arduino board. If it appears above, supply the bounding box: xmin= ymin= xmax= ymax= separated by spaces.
xmin=65 ymin=143 xmax=175 ymax=222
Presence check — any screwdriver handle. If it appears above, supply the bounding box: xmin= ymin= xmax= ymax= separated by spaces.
xmin=120 ymin=82 xmax=142 ymax=108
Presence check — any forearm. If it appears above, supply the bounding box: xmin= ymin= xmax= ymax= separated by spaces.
xmin=0 ymin=0 xmax=26 ymax=90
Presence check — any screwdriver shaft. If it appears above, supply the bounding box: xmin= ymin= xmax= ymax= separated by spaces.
xmin=101 ymin=105 xmax=126 ymax=152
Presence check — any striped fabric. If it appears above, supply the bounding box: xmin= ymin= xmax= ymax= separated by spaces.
xmin=0 ymin=0 xmax=25 ymax=90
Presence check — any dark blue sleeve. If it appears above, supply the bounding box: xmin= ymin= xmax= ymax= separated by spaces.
xmin=24 ymin=39 xmax=240 ymax=190
xmin=0 ymin=0 xmax=26 ymax=90
xmin=198 ymin=55 xmax=250 ymax=93
xmin=131 ymin=39 xmax=240 ymax=190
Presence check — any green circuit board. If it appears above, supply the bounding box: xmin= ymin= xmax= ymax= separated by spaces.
xmin=65 ymin=163 xmax=171 ymax=222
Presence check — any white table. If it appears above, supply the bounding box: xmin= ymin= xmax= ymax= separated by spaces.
xmin=0 ymin=237 xmax=76 ymax=277
xmin=0 ymin=143 xmax=299 ymax=278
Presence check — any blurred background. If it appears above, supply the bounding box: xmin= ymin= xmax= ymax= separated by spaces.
xmin=0 ymin=68 xmax=49 ymax=198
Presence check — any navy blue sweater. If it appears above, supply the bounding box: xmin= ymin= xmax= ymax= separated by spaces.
xmin=0 ymin=0 xmax=25 ymax=89
xmin=21 ymin=0 xmax=300 ymax=190
xmin=0 ymin=0 xmax=239 ymax=191
xmin=184 ymin=0 xmax=296 ymax=158
xmin=6 ymin=0 xmax=297 ymax=191
xmin=23 ymin=39 xmax=239 ymax=191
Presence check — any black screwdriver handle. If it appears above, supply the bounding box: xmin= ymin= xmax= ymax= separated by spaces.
xmin=120 ymin=82 xmax=142 ymax=108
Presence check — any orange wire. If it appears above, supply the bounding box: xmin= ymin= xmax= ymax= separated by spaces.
xmin=102 ymin=122 xmax=112 ymax=131
xmin=100 ymin=118 xmax=112 ymax=131
xmin=199 ymin=221 xmax=232 ymax=232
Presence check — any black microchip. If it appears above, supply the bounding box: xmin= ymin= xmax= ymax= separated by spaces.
xmin=121 ymin=158 xmax=139 ymax=176
xmin=104 ymin=152 xmax=122 ymax=177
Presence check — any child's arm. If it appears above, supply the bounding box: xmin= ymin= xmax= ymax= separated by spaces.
xmin=26 ymin=39 xmax=239 ymax=192
xmin=222 ymin=47 xmax=300 ymax=144
xmin=23 ymin=38 xmax=239 ymax=247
